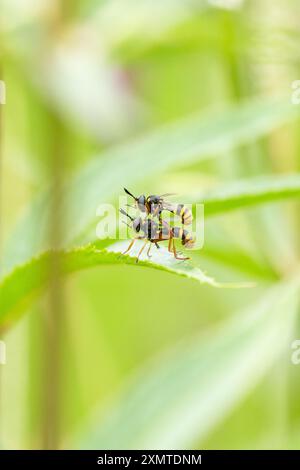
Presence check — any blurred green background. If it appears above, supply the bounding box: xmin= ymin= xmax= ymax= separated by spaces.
xmin=0 ymin=0 xmax=300 ymax=450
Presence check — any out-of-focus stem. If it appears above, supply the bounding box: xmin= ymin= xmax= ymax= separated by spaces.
xmin=40 ymin=0 xmax=72 ymax=450
xmin=41 ymin=110 xmax=66 ymax=451
xmin=0 ymin=64 xmax=4 ymax=448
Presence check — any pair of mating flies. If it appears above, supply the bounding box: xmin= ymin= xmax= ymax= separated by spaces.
xmin=120 ymin=188 xmax=195 ymax=262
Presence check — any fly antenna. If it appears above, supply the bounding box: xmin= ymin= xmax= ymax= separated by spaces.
xmin=119 ymin=208 xmax=134 ymax=221
xmin=124 ymin=188 xmax=137 ymax=200
xmin=122 ymin=220 xmax=131 ymax=228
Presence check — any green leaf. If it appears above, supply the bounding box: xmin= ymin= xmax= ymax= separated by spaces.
xmin=200 ymin=174 xmax=300 ymax=217
xmin=1 ymin=99 xmax=299 ymax=329
xmin=3 ymin=171 xmax=300 ymax=326
xmin=200 ymin=245 xmax=279 ymax=281
xmin=0 ymin=241 xmax=252 ymax=330
xmin=2 ymin=170 xmax=300 ymax=327
xmin=76 ymin=275 xmax=300 ymax=449
xmin=2 ymin=96 xmax=299 ymax=274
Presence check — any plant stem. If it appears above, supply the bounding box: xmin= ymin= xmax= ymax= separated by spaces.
xmin=41 ymin=110 xmax=66 ymax=450
xmin=0 ymin=62 xmax=4 ymax=448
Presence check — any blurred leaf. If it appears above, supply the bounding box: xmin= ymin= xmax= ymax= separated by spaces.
xmin=0 ymin=240 xmax=253 ymax=330
xmin=200 ymin=174 xmax=300 ymax=216
xmin=2 ymin=96 xmax=299 ymax=274
xmin=67 ymin=96 xmax=300 ymax=243
xmin=37 ymin=40 xmax=142 ymax=142
xmin=77 ymin=274 xmax=300 ymax=449
xmin=200 ymin=245 xmax=279 ymax=281
xmin=86 ymin=0 xmax=205 ymax=49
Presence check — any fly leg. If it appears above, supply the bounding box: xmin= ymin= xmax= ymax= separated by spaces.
xmin=172 ymin=238 xmax=189 ymax=261
xmin=147 ymin=243 xmax=153 ymax=258
xmin=122 ymin=238 xmax=136 ymax=255
xmin=136 ymin=240 xmax=148 ymax=263
xmin=121 ymin=236 xmax=144 ymax=257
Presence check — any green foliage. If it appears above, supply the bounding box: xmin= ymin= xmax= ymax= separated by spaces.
xmin=78 ymin=275 xmax=300 ymax=449
xmin=0 ymin=240 xmax=255 ymax=330
xmin=2 ymin=97 xmax=299 ymax=273
xmin=1 ymin=173 xmax=300 ymax=329
xmin=201 ymin=174 xmax=300 ymax=217
xmin=1 ymin=0 xmax=300 ymax=451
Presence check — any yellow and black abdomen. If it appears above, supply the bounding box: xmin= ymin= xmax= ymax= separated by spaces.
xmin=172 ymin=226 xmax=184 ymax=240
xmin=172 ymin=226 xmax=195 ymax=248
xmin=175 ymin=204 xmax=193 ymax=225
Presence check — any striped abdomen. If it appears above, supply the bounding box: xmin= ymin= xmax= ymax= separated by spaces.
xmin=172 ymin=227 xmax=195 ymax=247
xmin=175 ymin=204 xmax=193 ymax=225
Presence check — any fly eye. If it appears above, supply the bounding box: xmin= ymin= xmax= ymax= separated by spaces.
xmin=137 ymin=195 xmax=146 ymax=212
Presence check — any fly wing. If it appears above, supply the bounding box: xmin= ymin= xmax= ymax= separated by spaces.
xmin=159 ymin=193 xmax=177 ymax=198
xmin=160 ymin=201 xmax=177 ymax=213
xmin=159 ymin=193 xmax=177 ymax=212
